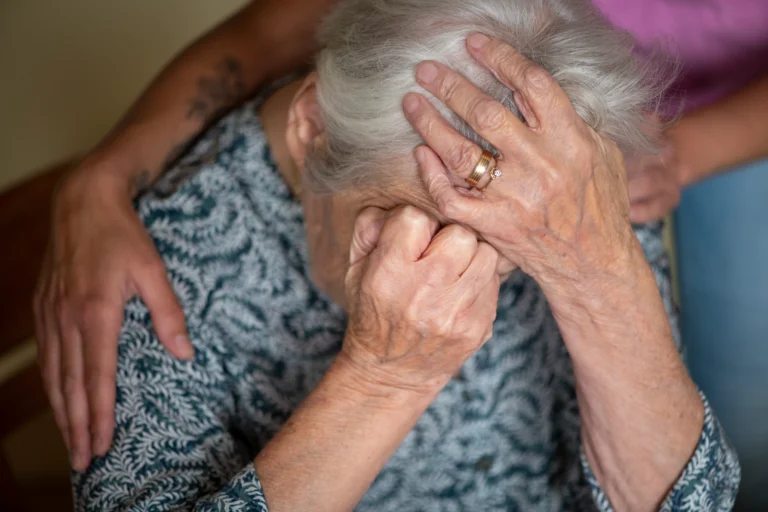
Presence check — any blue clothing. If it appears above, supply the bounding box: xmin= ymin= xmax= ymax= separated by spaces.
xmin=675 ymin=158 xmax=768 ymax=511
xmin=72 ymin=97 xmax=740 ymax=511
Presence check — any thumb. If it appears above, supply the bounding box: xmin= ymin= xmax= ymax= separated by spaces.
xmin=133 ymin=258 xmax=193 ymax=359
xmin=345 ymin=207 xmax=390 ymax=296
xmin=349 ymin=207 xmax=390 ymax=266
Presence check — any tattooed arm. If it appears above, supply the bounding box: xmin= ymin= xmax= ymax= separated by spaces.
xmin=34 ymin=0 xmax=339 ymax=472
xmin=102 ymin=0 xmax=337 ymax=191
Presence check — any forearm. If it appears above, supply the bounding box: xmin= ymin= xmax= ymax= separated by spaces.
xmin=673 ymin=72 xmax=768 ymax=186
xmin=254 ymin=352 xmax=438 ymax=512
xmin=545 ymin=243 xmax=703 ymax=511
xmin=85 ymin=0 xmax=338 ymax=195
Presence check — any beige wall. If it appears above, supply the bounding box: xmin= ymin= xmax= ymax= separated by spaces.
xmin=0 ymin=0 xmax=248 ymax=192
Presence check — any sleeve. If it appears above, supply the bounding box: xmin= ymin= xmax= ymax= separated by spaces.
xmin=582 ymin=392 xmax=741 ymax=512
xmin=71 ymin=315 xmax=270 ymax=512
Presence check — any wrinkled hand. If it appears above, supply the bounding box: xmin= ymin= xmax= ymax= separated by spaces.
xmin=627 ymin=141 xmax=685 ymax=223
xmin=402 ymin=33 xmax=645 ymax=296
xmin=341 ymin=206 xmax=500 ymax=392
xmin=33 ymin=163 xmax=192 ymax=471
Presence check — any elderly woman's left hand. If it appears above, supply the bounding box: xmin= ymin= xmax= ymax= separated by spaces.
xmin=404 ymin=33 xmax=706 ymax=511
xmin=403 ymin=33 xmax=638 ymax=303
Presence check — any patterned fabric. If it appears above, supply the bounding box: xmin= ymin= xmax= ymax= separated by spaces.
xmin=72 ymin=96 xmax=740 ymax=511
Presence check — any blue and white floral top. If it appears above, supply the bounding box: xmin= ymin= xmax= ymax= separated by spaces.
xmin=72 ymin=96 xmax=740 ymax=511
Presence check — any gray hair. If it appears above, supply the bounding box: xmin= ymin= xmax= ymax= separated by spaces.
xmin=307 ymin=0 xmax=668 ymax=192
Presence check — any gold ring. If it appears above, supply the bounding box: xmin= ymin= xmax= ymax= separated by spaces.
xmin=466 ymin=150 xmax=495 ymax=189
xmin=476 ymin=166 xmax=502 ymax=191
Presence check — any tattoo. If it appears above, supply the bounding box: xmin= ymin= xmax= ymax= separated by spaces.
xmin=131 ymin=169 xmax=151 ymax=197
xmin=187 ymin=58 xmax=245 ymax=124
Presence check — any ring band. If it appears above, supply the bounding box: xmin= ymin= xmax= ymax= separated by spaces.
xmin=475 ymin=167 xmax=503 ymax=191
xmin=466 ymin=150 xmax=495 ymax=189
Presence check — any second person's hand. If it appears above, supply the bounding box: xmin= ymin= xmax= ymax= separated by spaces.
xmin=34 ymin=161 xmax=192 ymax=471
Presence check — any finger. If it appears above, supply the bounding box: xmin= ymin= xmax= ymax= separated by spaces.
xmin=79 ymin=297 xmax=123 ymax=457
xmin=403 ymin=93 xmax=485 ymax=185
xmin=349 ymin=207 xmax=390 ymax=266
xmin=58 ymin=306 xmax=91 ymax=471
xmin=376 ymin=205 xmax=440 ymax=262
xmin=466 ymin=33 xmax=574 ymax=130
xmin=39 ymin=294 xmax=71 ymax=451
xmin=413 ymin=61 xmax=527 ymax=152
xmin=453 ymin=242 xmax=500 ymax=309
xmin=33 ymin=251 xmax=51 ymax=355
xmin=134 ymin=259 xmax=193 ymax=360
xmin=417 ymin=146 xmax=485 ymax=227
xmin=420 ymin=224 xmax=478 ymax=279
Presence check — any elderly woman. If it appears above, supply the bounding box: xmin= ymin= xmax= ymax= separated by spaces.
xmin=60 ymin=0 xmax=738 ymax=510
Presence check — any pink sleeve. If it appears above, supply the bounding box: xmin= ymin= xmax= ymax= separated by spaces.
xmin=593 ymin=0 xmax=768 ymax=113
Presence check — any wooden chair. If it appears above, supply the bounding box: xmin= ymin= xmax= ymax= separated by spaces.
xmin=0 ymin=161 xmax=72 ymax=511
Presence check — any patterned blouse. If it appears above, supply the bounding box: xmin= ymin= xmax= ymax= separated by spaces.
xmin=72 ymin=95 xmax=740 ymax=511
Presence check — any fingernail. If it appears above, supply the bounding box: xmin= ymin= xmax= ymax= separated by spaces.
xmin=403 ymin=94 xmax=420 ymax=114
xmin=416 ymin=62 xmax=438 ymax=85
xmin=175 ymin=335 xmax=195 ymax=359
xmin=468 ymin=33 xmax=490 ymax=50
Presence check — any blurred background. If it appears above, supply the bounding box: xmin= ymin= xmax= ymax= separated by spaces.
xmin=1 ymin=1 xmax=766 ymax=511
xmin=0 ymin=1 xmax=245 ymax=509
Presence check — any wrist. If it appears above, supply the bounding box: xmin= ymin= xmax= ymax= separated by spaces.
xmin=329 ymin=348 xmax=444 ymax=410
xmin=56 ymin=158 xmax=135 ymax=210
xmin=667 ymin=118 xmax=709 ymax=187
xmin=540 ymin=238 xmax=647 ymax=322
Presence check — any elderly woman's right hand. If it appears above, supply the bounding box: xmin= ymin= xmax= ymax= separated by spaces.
xmin=34 ymin=161 xmax=192 ymax=471
xmin=340 ymin=206 xmax=500 ymax=393
xmin=403 ymin=34 xmax=641 ymax=316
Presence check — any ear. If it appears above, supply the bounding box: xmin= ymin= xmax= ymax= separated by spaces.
xmin=286 ymin=72 xmax=326 ymax=169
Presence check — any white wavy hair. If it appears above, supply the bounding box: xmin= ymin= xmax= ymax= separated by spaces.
xmin=307 ymin=0 xmax=667 ymax=192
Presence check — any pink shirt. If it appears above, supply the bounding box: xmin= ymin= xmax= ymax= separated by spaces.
xmin=593 ymin=0 xmax=768 ymax=112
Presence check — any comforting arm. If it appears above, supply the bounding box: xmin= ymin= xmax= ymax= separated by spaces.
xmin=673 ymin=72 xmax=768 ymax=187
xmin=83 ymin=0 xmax=338 ymax=193
xmin=36 ymin=0 xmax=339 ymax=471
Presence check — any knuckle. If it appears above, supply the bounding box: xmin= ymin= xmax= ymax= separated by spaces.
xmin=443 ymin=224 xmax=476 ymax=248
xmin=68 ymin=416 xmax=88 ymax=432
xmin=446 ymin=142 xmax=478 ymax=172
xmin=472 ymin=98 xmax=506 ymax=131
xmin=77 ymin=295 xmax=110 ymax=327
xmin=61 ymin=373 xmax=81 ymax=397
xmin=437 ymin=73 xmax=461 ymax=101
xmin=523 ymin=66 xmax=552 ymax=95
xmin=398 ymin=205 xmax=430 ymax=229
xmin=84 ymin=373 xmax=113 ymax=394
xmin=418 ymin=115 xmax=438 ymax=137
xmin=426 ymin=315 xmax=453 ymax=338
xmin=493 ymin=47 xmax=517 ymax=70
